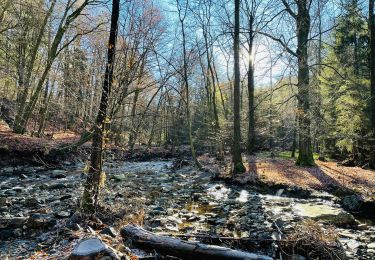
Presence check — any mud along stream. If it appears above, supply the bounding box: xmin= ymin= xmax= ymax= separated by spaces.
xmin=0 ymin=160 xmax=374 ymax=259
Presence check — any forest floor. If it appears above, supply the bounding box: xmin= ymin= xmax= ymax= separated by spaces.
xmin=0 ymin=123 xmax=82 ymax=151
xmin=244 ymin=154 xmax=375 ymax=200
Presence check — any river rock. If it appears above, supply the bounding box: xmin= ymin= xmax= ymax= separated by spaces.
xmin=51 ymin=170 xmax=67 ymax=179
xmin=342 ymin=195 xmax=364 ymax=211
xmin=1 ymin=167 xmax=14 ymax=174
xmin=68 ymin=237 xmax=121 ymax=260
xmin=347 ymin=240 xmax=361 ymax=251
xmin=12 ymin=186 xmax=23 ymax=192
xmin=50 ymin=183 xmax=67 ymax=189
xmin=26 ymin=213 xmax=56 ymax=229
xmin=112 ymin=173 xmax=128 ymax=182
xmin=24 ymin=197 xmax=40 ymax=207
xmin=321 ymin=212 xmax=357 ymax=227
xmin=60 ymin=194 xmax=72 ymax=201
xmin=0 ymin=216 xmax=27 ymax=228
xmin=0 ymin=197 xmax=10 ymax=207
xmin=275 ymin=189 xmax=284 ymax=196
xmin=368 ymin=243 xmax=375 ymax=249
xmin=55 ymin=211 xmax=71 ymax=218
xmin=100 ymin=227 xmax=118 ymax=238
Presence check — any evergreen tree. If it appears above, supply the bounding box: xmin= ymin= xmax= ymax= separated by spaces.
xmin=319 ymin=0 xmax=370 ymax=161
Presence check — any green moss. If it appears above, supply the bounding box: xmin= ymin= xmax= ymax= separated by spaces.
xmin=296 ymin=152 xmax=315 ymax=166
xmin=233 ymin=162 xmax=246 ymax=174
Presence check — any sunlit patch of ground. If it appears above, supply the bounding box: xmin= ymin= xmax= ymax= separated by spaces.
xmin=249 ymin=155 xmax=375 ymax=198
xmin=0 ymin=121 xmax=84 ymax=153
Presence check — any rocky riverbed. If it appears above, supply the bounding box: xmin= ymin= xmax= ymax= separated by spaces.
xmin=0 ymin=159 xmax=375 ymax=259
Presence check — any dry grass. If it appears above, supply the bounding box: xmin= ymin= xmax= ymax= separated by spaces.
xmin=280 ymin=220 xmax=345 ymax=260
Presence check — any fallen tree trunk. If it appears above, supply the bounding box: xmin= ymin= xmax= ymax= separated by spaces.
xmin=121 ymin=225 xmax=273 ymax=260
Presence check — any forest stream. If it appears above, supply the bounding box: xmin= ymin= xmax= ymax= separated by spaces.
xmin=0 ymin=159 xmax=374 ymax=259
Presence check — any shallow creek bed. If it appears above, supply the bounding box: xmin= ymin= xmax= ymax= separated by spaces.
xmin=0 ymin=160 xmax=374 ymax=259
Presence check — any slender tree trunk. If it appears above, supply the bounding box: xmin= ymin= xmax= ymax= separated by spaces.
xmin=232 ymin=0 xmax=246 ymax=174
xmin=291 ymin=115 xmax=298 ymax=158
xmin=370 ymin=0 xmax=375 ymax=168
xmin=37 ymin=81 xmax=53 ymax=137
xmin=203 ymin=26 xmax=224 ymax=159
xmin=295 ymin=0 xmax=314 ymax=166
xmin=15 ymin=37 xmax=26 ymax=129
xmin=316 ymin=0 xmax=325 ymax=160
xmin=178 ymin=0 xmax=202 ymax=169
xmin=37 ymin=18 xmax=54 ymax=138
xmin=247 ymin=15 xmax=255 ymax=155
xmin=128 ymin=88 xmax=139 ymax=152
xmin=268 ymin=51 xmax=273 ymax=154
xmin=213 ymin=58 xmax=228 ymax=119
xmin=82 ymin=0 xmax=120 ymax=213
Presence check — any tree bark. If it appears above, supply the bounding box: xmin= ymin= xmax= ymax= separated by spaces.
xmin=120 ymin=225 xmax=273 ymax=260
xmin=232 ymin=0 xmax=246 ymax=174
xmin=369 ymin=0 xmax=375 ymax=168
xmin=295 ymin=0 xmax=314 ymax=166
xmin=291 ymin=115 xmax=298 ymax=158
xmin=82 ymin=0 xmax=120 ymax=213
xmin=128 ymin=88 xmax=139 ymax=152
xmin=247 ymin=14 xmax=255 ymax=155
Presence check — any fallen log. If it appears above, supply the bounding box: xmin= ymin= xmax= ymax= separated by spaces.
xmin=120 ymin=225 xmax=273 ymax=260
xmin=155 ymin=232 xmax=277 ymax=242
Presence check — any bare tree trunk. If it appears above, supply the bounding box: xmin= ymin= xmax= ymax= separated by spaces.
xmin=177 ymin=0 xmax=202 ymax=169
xmin=295 ymin=0 xmax=314 ymax=166
xmin=36 ymin=81 xmax=53 ymax=137
xmin=128 ymin=88 xmax=139 ymax=152
xmin=82 ymin=0 xmax=119 ymax=213
xmin=370 ymin=0 xmax=375 ymax=168
xmin=232 ymin=0 xmax=246 ymax=174
xmin=268 ymin=50 xmax=273 ymax=154
xmin=202 ymin=20 xmax=224 ymax=159
xmin=291 ymin=115 xmax=298 ymax=158
xmin=37 ymin=17 xmax=54 ymax=138
xmin=247 ymin=14 xmax=255 ymax=155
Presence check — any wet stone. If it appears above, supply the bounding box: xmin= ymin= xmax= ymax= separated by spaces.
xmin=51 ymin=170 xmax=67 ymax=179
xmin=0 ymin=197 xmax=10 ymax=207
xmin=49 ymin=183 xmax=67 ymax=189
xmin=0 ymin=216 xmax=27 ymax=228
xmin=68 ymin=237 xmax=121 ymax=260
xmin=12 ymin=187 xmax=23 ymax=192
xmin=55 ymin=211 xmax=71 ymax=218
xmin=26 ymin=213 xmax=56 ymax=229
xmin=24 ymin=198 xmax=41 ymax=207
xmin=100 ymin=227 xmax=118 ymax=238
